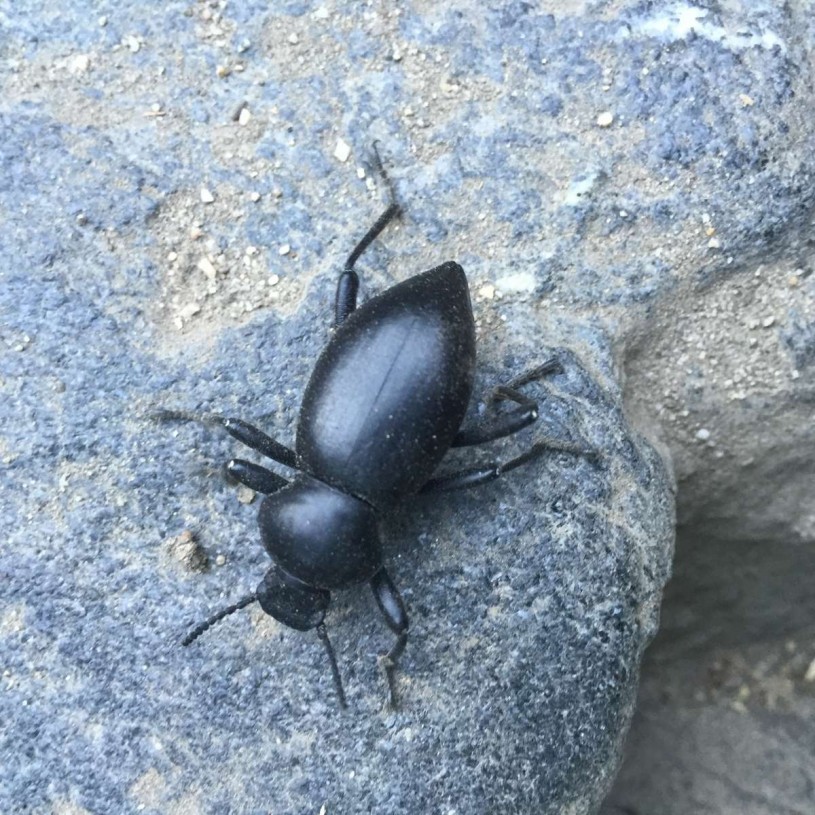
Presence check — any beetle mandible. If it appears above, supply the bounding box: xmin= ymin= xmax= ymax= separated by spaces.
xmin=157 ymin=157 xmax=591 ymax=709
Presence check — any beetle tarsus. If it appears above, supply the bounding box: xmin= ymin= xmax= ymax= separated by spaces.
xmin=371 ymin=569 xmax=409 ymax=709
xmin=335 ymin=147 xmax=401 ymax=326
xmin=380 ymin=632 xmax=408 ymax=710
xmin=496 ymin=357 xmax=563 ymax=394
xmin=316 ymin=623 xmax=347 ymax=709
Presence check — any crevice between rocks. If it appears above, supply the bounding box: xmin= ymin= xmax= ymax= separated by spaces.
xmin=601 ymin=245 xmax=815 ymax=814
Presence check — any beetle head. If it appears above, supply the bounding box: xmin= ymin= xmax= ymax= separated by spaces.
xmin=255 ymin=565 xmax=330 ymax=631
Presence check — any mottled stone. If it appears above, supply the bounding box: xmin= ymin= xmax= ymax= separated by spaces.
xmin=2 ymin=0 xmax=813 ymax=813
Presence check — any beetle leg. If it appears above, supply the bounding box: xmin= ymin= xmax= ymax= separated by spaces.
xmin=452 ymin=358 xmax=562 ymax=447
xmin=420 ymin=435 xmax=596 ymax=494
xmin=370 ymin=568 xmax=409 ymax=710
xmin=225 ymin=459 xmax=289 ymax=494
xmin=335 ymin=202 xmax=401 ymax=326
xmin=316 ymin=623 xmax=348 ymax=709
xmin=152 ymin=410 xmax=298 ymax=469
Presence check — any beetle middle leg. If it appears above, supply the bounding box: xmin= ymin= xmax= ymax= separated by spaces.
xmin=370 ymin=568 xmax=409 ymax=710
xmin=152 ymin=409 xmax=298 ymax=469
xmin=419 ymin=434 xmax=595 ymax=494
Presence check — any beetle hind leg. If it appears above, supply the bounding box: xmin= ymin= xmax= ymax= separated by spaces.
xmin=335 ymin=145 xmax=401 ymax=326
xmin=370 ymin=568 xmax=409 ymax=710
xmin=419 ymin=437 xmax=594 ymax=495
xmin=452 ymin=357 xmax=563 ymax=447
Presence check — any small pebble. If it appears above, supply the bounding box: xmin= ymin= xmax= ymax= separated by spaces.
xmin=279 ymin=244 xmax=291 ymax=256
xmin=164 ymin=530 xmax=209 ymax=573
xmin=179 ymin=302 xmax=201 ymax=320
xmin=200 ymin=187 xmax=215 ymax=204
xmin=596 ymin=111 xmax=614 ymax=127
xmin=762 ymin=316 xmax=776 ymax=328
xmin=197 ymin=257 xmax=217 ymax=280
xmin=231 ymin=100 xmax=248 ymax=121
xmin=237 ymin=486 xmax=256 ymax=505
xmin=334 ymin=138 xmax=352 ymax=162
xmin=238 ymin=107 xmax=252 ymax=126
xmin=67 ymin=54 xmax=91 ymax=75
xmin=695 ymin=428 xmax=711 ymax=442
xmin=215 ymin=554 xmax=226 ymax=567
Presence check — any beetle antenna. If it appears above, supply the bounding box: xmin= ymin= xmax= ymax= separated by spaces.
xmin=316 ymin=623 xmax=347 ymax=709
xmin=182 ymin=593 xmax=257 ymax=646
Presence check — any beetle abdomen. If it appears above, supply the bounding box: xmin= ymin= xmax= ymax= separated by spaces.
xmin=297 ymin=262 xmax=476 ymax=507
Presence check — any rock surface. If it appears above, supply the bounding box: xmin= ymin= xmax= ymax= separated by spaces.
xmin=1 ymin=1 xmax=813 ymax=813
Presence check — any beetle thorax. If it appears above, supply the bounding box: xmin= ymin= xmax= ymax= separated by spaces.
xmin=258 ymin=476 xmax=382 ymax=590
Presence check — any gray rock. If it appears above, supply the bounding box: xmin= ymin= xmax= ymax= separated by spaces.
xmin=2 ymin=0 xmax=813 ymax=813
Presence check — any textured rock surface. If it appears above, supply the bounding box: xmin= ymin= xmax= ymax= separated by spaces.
xmin=605 ymin=532 xmax=815 ymax=815
xmin=2 ymin=0 xmax=813 ymax=813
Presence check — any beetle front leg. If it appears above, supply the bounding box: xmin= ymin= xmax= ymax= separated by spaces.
xmin=370 ymin=568 xmax=409 ymax=710
xmin=225 ymin=459 xmax=289 ymax=494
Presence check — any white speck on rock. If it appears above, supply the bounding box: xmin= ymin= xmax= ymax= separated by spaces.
xmin=334 ymin=138 xmax=352 ymax=162
xmin=496 ymin=271 xmax=537 ymax=294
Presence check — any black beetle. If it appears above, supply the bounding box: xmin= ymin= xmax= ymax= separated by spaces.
xmin=157 ymin=165 xmax=590 ymax=709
